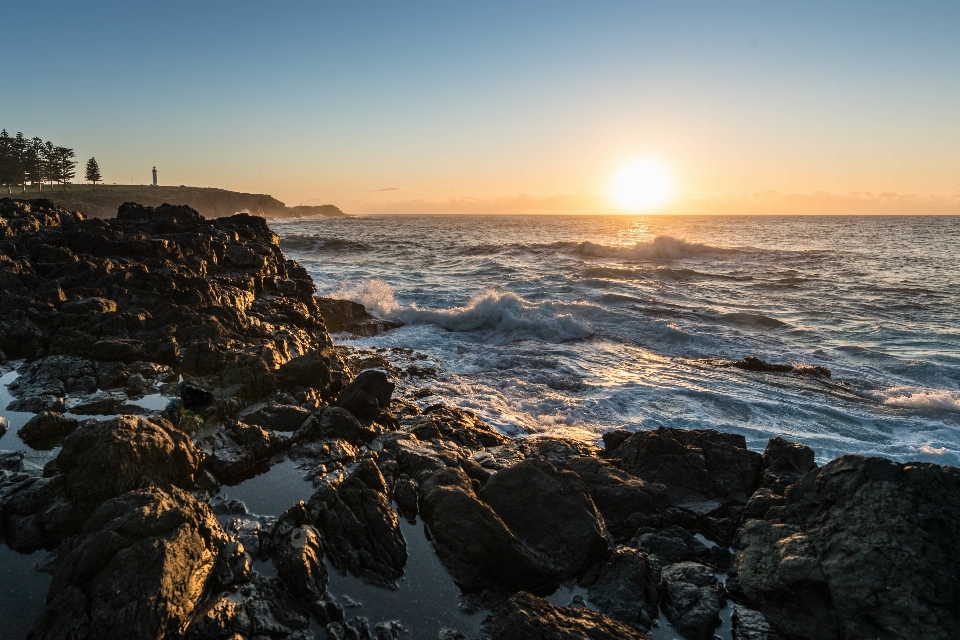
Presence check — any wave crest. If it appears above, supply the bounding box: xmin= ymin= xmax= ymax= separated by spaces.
xmin=325 ymin=278 xmax=399 ymax=317
xmin=863 ymin=386 xmax=960 ymax=412
xmin=397 ymin=290 xmax=593 ymax=343
xmin=579 ymin=236 xmax=736 ymax=260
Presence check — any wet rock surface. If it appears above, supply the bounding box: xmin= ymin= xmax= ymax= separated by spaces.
xmin=735 ymin=454 xmax=960 ymax=640
xmin=487 ymin=591 xmax=652 ymax=639
xmin=1 ymin=198 xmax=958 ymax=640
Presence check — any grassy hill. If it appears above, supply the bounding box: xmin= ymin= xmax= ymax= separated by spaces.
xmin=0 ymin=184 xmax=345 ymax=219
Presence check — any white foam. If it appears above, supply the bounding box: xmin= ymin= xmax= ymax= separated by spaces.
xmin=863 ymin=386 xmax=960 ymax=412
xmin=578 ymin=236 xmax=736 ymax=260
xmin=396 ymin=290 xmax=593 ymax=344
xmin=325 ymin=278 xmax=400 ymax=317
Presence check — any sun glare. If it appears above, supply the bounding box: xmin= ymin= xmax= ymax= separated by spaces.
xmin=609 ymin=159 xmax=677 ymax=212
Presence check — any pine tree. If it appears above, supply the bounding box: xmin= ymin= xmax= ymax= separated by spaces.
xmin=55 ymin=147 xmax=76 ymax=187
xmin=26 ymin=137 xmax=47 ymax=192
xmin=85 ymin=157 xmax=102 ymax=185
xmin=43 ymin=141 xmax=57 ymax=190
xmin=0 ymin=129 xmax=11 ymax=194
xmin=12 ymin=133 xmax=28 ymax=192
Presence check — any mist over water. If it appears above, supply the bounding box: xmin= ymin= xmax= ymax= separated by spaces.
xmin=276 ymin=214 xmax=960 ymax=466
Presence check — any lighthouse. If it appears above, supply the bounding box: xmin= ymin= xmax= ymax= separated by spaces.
xmin=152 ymin=166 xmax=158 ymax=187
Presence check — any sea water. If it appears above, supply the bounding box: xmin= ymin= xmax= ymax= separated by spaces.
xmin=275 ymin=214 xmax=960 ymax=466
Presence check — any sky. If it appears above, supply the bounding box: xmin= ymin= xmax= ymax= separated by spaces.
xmin=1 ymin=0 xmax=958 ymax=214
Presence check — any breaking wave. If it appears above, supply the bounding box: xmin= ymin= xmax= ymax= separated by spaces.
xmin=861 ymin=386 xmax=960 ymax=412
xmin=578 ymin=236 xmax=738 ymax=260
xmin=396 ymin=290 xmax=593 ymax=344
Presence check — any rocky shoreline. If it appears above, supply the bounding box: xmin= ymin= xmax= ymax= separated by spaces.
xmin=0 ymin=197 xmax=957 ymax=640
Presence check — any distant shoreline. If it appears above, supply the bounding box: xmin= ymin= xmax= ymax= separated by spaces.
xmin=0 ymin=184 xmax=345 ymax=219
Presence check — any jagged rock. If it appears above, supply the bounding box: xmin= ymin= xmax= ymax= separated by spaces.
xmin=488 ymin=591 xmax=651 ymax=640
xmin=609 ymin=427 xmax=761 ymax=543
xmin=479 ymin=459 xmax=608 ymax=578
xmin=277 ymin=349 xmax=334 ymax=395
xmin=419 ymin=467 xmax=558 ymax=591
xmin=633 ymin=525 xmax=730 ymax=571
xmin=0 ymin=415 xmax=7 ymax=438
xmin=242 ymin=402 xmax=312 ymax=432
xmin=393 ymin=476 xmax=419 ymax=517
xmin=730 ymin=357 xmax=830 ymax=378
xmin=581 ymin=548 xmax=661 ymax=628
xmin=295 ymin=406 xmax=376 ymax=446
xmin=437 ymin=630 xmax=469 ymax=640
xmin=197 ymin=421 xmax=289 ymax=481
xmin=182 ymin=574 xmax=313 ymax=640
xmin=740 ymin=488 xmax=785 ymax=522
xmin=735 ymin=455 xmax=960 ymax=640
xmin=758 ymin=437 xmax=816 ymax=495
xmin=403 ymin=405 xmax=509 ymax=450
xmin=57 ymin=415 xmax=201 ymax=506
xmin=316 ymin=297 xmax=401 ymax=336
xmin=6 ymin=394 xmax=64 ymax=413
xmin=732 ymin=605 xmax=771 ymax=640
xmin=660 ymin=561 xmax=723 ymax=640
xmin=337 ymin=369 xmax=394 ymax=420
xmin=306 ymin=459 xmax=407 ymax=587
xmin=18 ymin=412 xmax=78 ymax=443
xmin=565 ymin=456 xmax=667 ymax=542
xmin=325 ymin=616 xmax=376 ymax=640
xmin=271 ymin=503 xmax=342 ymax=623
xmin=28 ymin=486 xmax=233 ymax=640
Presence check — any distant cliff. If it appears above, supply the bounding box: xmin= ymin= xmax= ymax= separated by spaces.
xmin=2 ymin=184 xmax=346 ymax=219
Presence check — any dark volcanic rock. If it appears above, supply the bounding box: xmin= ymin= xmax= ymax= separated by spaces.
xmin=56 ymin=415 xmax=201 ymax=506
xmin=18 ymin=411 xmax=79 ymax=443
xmin=242 ymin=402 xmax=312 ymax=432
xmin=610 ymin=427 xmax=762 ymax=507
xmin=404 ymin=405 xmax=510 ymax=450
xmin=660 ymin=561 xmax=723 ymax=640
xmin=730 ymin=356 xmax=830 ymax=378
xmin=316 ymin=297 xmax=402 ymax=336
xmin=271 ymin=503 xmax=342 ymax=622
xmin=634 ymin=525 xmax=729 ymax=571
xmin=196 ymin=420 xmax=288 ymax=481
xmin=419 ymin=467 xmax=558 ymax=591
xmin=735 ymin=455 xmax=960 ymax=640
xmin=488 ymin=591 xmax=651 ymax=640
xmin=295 ymin=406 xmax=376 ymax=446
xmin=758 ymin=436 xmax=816 ymax=495
xmin=731 ymin=605 xmax=772 ymax=640
xmin=479 ymin=459 xmax=608 ymax=578
xmin=565 ymin=456 xmax=667 ymax=542
xmin=28 ymin=486 xmax=233 ymax=640
xmin=581 ymin=548 xmax=661 ymax=629
xmin=277 ymin=349 xmax=335 ymax=396
xmin=336 ymin=369 xmax=394 ymax=420
xmin=306 ymin=459 xmax=407 ymax=587
xmin=182 ymin=574 xmax=312 ymax=640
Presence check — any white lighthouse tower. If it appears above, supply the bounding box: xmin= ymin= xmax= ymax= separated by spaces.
xmin=152 ymin=166 xmax=158 ymax=187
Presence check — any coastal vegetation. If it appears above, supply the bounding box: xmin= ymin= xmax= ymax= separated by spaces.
xmin=0 ymin=130 xmax=77 ymax=194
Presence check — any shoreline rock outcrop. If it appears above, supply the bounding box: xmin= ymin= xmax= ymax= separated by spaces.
xmin=1 ymin=198 xmax=958 ymax=640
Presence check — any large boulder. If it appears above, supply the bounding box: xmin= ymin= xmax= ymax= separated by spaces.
xmin=565 ymin=456 xmax=667 ymax=542
xmin=758 ymin=437 xmax=816 ymax=495
xmin=735 ymin=455 xmax=960 ymax=640
xmin=479 ymin=459 xmax=608 ymax=578
xmin=55 ymin=416 xmax=201 ymax=506
xmin=660 ymin=561 xmax=723 ymax=640
xmin=28 ymin=486 xmax=235 ymax=640
xmin=17 ymin=412 xmax=79 ymax=444
xmin=196 ymin=421 xmax=288 ymax=481
xmin=336 ymin=369 xmax=394 ymax=420
xmin=271 ymin=503 xmax=342 ymax=622
xmin=581 ymin=548 xmax=661 ymax=629
xmin=295 ymin=406 xmax=376 ymax=446
xmin=419 ymin=467 xmax=558 ymax=591
xmin=488 ymin=591 xmax=651 ymax=640
xmin=306 ymin=459 xmax=406 ymax=587
xmin=403 ymin=405 xmax=510 ymax=450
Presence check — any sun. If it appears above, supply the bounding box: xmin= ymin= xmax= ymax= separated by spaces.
xmin=608 ymin=159 xmax=678 ymax=212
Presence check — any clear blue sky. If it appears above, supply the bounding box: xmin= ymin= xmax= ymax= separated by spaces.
xmin=1 ymin=0 xmax=957 ymax=212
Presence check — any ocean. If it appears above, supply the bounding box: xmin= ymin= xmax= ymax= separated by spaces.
xmin=275 ymin=214 xmax=960 ymax=466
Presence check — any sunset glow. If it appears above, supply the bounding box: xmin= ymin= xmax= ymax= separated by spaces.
xmin=609 ymin=159 xmax=677 ymax=213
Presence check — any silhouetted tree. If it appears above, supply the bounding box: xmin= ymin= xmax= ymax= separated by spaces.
xmin=54 ymin=146 xmax=76 ymax=187
xmin=26 ymin=137 xmax=49 ymax=192
xmin=85 ymin=157 xmax=102 ymax=185
xmin=12 ymin=133 xmax=28 ymax=193
xmin=0 ymin=129 xmax=11 ymax=194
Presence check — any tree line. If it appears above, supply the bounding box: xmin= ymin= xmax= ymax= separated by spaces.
xmin=0 ymin=129 xmax=103 ymax=195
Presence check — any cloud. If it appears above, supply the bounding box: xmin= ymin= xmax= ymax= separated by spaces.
xmin=342 ymin=190 xmax=960 ymax=216
xmin=368 ymin=187 xmax=400 ymax=192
